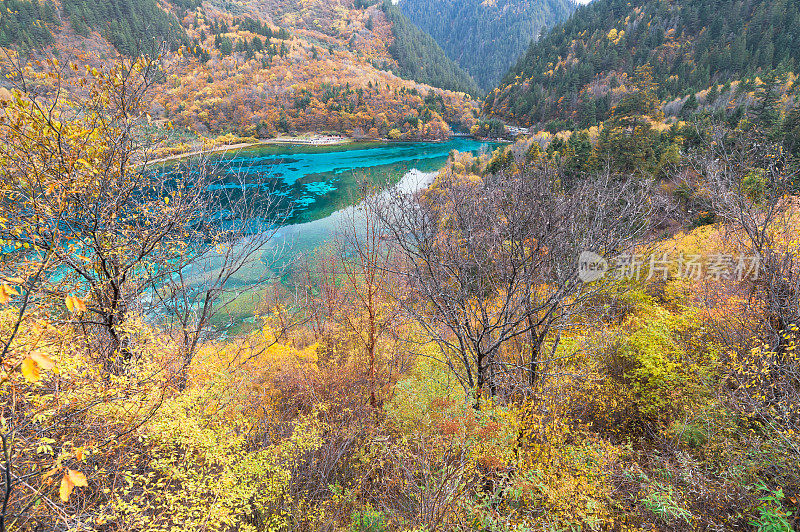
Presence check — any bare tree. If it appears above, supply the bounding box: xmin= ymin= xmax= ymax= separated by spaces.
xmin=692 ymin=124 xmax=800 ymax=450
xmin=697 ymin=125 xmax=800 ymax=352
xmin=378 ymin=159 xmax=652 ymax=406
xmin=0 ymin=53 xmax=298 ymax=528
xmin=337 ymin=186 xmax=405 ymax=408
xmin=144 ymin=152 xmax=295 ymax=389
xmin=300 ymin=182 xmax=407 ymax=409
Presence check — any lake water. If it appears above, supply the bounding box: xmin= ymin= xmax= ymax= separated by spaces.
xmin=211 ymin=138 xmax=499 ymax=224
xmin=199 ymin=138 xmax=501 ymax=254
xmin=173 ymin=137 xmax=502 ymax=326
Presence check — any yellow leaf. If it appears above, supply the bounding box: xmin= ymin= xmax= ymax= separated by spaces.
xmin=31 ymin=352 xmax=55 ymax=371
xmin=67 ymin=470 xmax=87 ymax=487
xmin=0 ymin=284 xmax=18 ymax=305
xmin=21 ymin=358 xmax=40 ymax=382
xmin=59 ymin=473 xmax=74 ymax=502
xmin=65 ymin=295 xmax=86 ymax=314
xmin=41 ymin=467 xmax=60 ymax=481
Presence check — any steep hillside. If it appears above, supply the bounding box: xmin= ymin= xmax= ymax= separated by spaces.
xmin=485 ymin=0 xmax=800 ymax=128
xmin=0 ymin=0 xmax=481 ymax=141
xmin=63 ymin=0 xmax=192 ymax=55
xmin=381 ymin=1 xmax=480 ymax=96
xmin=398 ymin=0 xmax=576 ymax=91
xmin=0 ymin=0 xmax=57 ymax=48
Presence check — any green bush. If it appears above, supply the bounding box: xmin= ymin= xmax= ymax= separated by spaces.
xmin=351 ymin=507 xmax=387 ymax=532
xmin=750 ymin=483 xmax=793 ymax=532
xmin=641 ymin=483 xmax=693 ymax=524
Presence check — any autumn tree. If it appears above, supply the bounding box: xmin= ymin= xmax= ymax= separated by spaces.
xmin=0 ymin=54 xmax=289 ymax=379
xmin=337 ymin=186 xmax=404 ymax=408
xmin=692 ymin=124 xmax=800 ymax=454
xmin=0 ymin=54 xmax=297 ymax=526
xmin=301 ymin=184 xmax=405 ymax=410
xmin=379 ymin=157 xmax=653 ymax=406
xmin=0 ymin=55 xmax=187 ymax=372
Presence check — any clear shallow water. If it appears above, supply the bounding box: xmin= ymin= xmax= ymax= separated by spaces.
xmin=173 ymin=138 xmax=502 ymax=327
xmin=209 ymin=138 xmax=501 ymax=224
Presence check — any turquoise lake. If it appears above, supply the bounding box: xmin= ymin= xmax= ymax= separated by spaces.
xmin=174 ymin=137 xmax=502 ymax=326
xmin=208 ymin=137 xmax=501 ymax=224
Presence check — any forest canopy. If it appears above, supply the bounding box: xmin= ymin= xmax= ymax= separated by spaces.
xmin=486 ymin=0 xmax=800 ymax=126
xmin=381 ymin=1 xmax=481 ymax=97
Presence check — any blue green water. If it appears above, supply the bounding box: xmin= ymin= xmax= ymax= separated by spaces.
xmin=208 ymin=137 xmax=500 ymax=224
xmin=176 ymin=137 xmax=502 ymax=327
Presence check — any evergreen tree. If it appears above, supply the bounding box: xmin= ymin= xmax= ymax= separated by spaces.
xmin=381 ymin=1 xmax=480 ymax=96
xmin=219 ymin=37 xmax=233 ymax=56
xmin=0 ymin=0 xmax=57 ymax=48
xmin=782 ymin=105 xmax=800 ymax=166
xmin=754 ymin=70 xmax=783 ymax=133
xmin=594 ymin=65 xmax=663 ymax=176
xmin=682 ymin=93 xmax=699 ymax=117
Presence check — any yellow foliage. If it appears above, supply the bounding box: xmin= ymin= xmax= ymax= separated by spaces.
xmin=64 ymin=294 xmax=87 ymax=314
xmin=59 ymin=469 xmax=88 ymax=502
xmin=607 ymin=28 xmax=624 ymax=44
xmin=110 ymin=380 xmax=326 ymax=531
xmin=20 ymin=357 xmax=40 ymax=383
xmin=0 ymin=283 xmax=18 ymax=305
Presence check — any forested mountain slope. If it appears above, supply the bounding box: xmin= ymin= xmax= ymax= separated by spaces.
xmin=0 ymin=0 xmax=57 ymax=48
xmin=398 ymin=0 xmax=576 ymax=91
xmin=0 ymin=0 xmax=481 ymax=141
xmin=62 ymin=0 xmax=193 ymax=55
xmin=381 ymin=1 xmax=480 ymax=96
xmin=485 ymin=0 xmax=800 ymax=127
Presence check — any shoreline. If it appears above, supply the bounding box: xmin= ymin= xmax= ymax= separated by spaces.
xmin=149 ymin=134 xmax=353 ymax=165
xmin=148 ymin=133 xmax=505 ymax=165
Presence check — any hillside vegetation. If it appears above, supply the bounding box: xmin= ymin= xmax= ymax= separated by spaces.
xmin=0 ymin=0 xmax=57 ymax=48
xmin=0 ymin=51 xmax=799 ymax=530
xmin=63 ymin=0 xmax=191 ymax=55
xmin=0 ymin=0 xmax=481 ymax=143
xmin=485 ymin=0 xmax=800 ymax=128
xmin=399 ymin=0 xmax=575 ymax=90
xmin=381 ymin=1 xmax=481 ymax=96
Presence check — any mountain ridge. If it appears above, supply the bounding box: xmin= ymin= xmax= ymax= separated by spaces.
xmin=398 ymin=0 xmax=576 ymax=90
xmin=485 ymin=0 xmax=800 ymax=128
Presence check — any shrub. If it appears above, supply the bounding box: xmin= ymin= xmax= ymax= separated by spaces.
xmin=351 ymin=507 xmax=387 ymax=532
xmin=750 ymin=483 xmax=793 ymax=532
xmin=640 ymin=483 xmax=693 ymax=524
